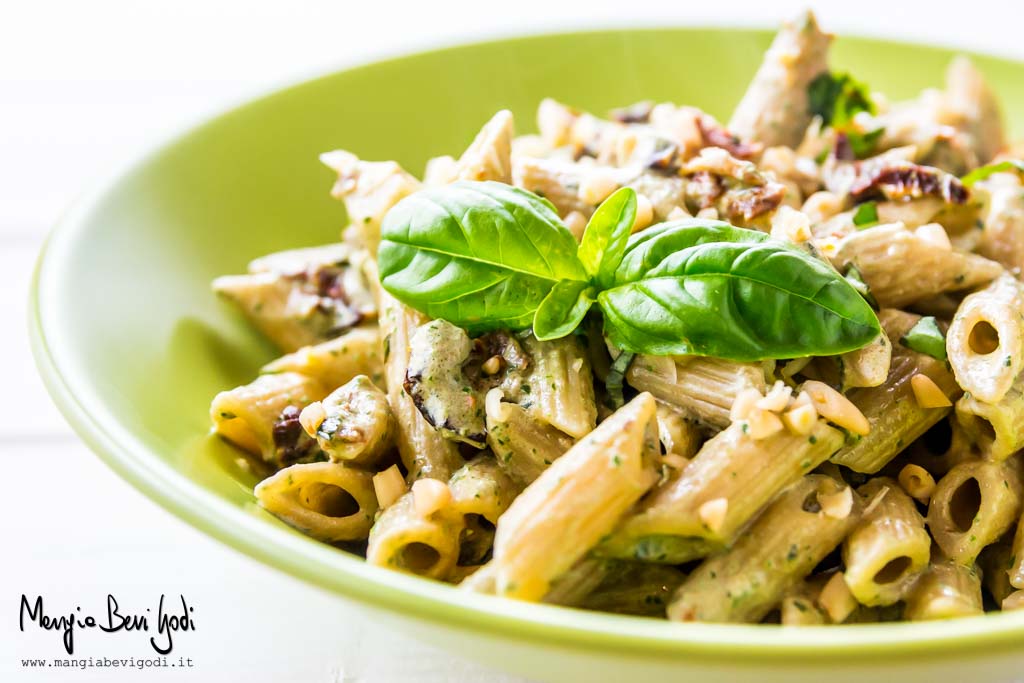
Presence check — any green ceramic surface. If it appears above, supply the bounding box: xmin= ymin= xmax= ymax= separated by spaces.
xmin=30 ymin=27 xmax=1024 ymax=682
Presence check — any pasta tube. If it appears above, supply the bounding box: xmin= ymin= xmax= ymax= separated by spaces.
xmin=928 ymin=459 xmax=1023 ymax=565
xmin=378 ymin=292 xmax=463 ymax=481
xmin=727 ymin=10 xmax=831 ymax=148
xmin=449 ymin=454 xmax=520 ymax=525
xmin=626 ymin=354 xmax=769 ymax=430
xmin=485 ymin=399 xmax=574 ymax=485
xmin=947 ymin=274 xmax=1024 ymax=404
xmin=262 ymin=327 xmax=383 ymax=389
xmin=213 ymin=244 xmax=376 ymax=352
xmin=578 ymin=562 xmax=686 ymax=617
xmin=477 ymin=393 xmax=660 ymax=601
xmin=520 ymin=334 xmax=598 ymax=439
xmin=667 ymin=475 xmax=861 ymax=623
xmin=255 ymin=462 xmax=378 ymax=542
xmin=978 ymin=539 xmax=1016 ymax=604
xmin=831 ymin=309 xmax=961 ymax=473
xmin=210 ymin=371 xmax=326 ymax=466
xmin=976 ymin=173 xmax=1024 ymax=275
xmin=366 ymin=490 xmax=463 ymax=580
xmin=904 ymin=556 xmax=983 ymax=621
xmin=832 ymin=223 xmax=1002 ymax=309
xmin=655 ymin=401 xmax=703 ymax=459
xmin=319 ymin=150 xmax=421 ymax=249
xmin=597 ymin=418 xmax=844 ymax=563
xmin=454 ymin=110 xmax=514 ymax=183
xmin=842 ymin=478 xmax=931 ymax=606
xmin=300 ymin=375 xmax=394 ymax=467
xmin=956 ymin=371 xmax=1024 ymax=461
xmin=907 ymin=416 xmax=978 ymax=479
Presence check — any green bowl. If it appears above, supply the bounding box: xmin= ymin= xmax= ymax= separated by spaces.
xmin=30 ymin=27 xmax=1024 ymax=682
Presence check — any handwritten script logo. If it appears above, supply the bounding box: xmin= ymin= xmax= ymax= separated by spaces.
xmin=19 ymin=594 xmax=196 ymax=655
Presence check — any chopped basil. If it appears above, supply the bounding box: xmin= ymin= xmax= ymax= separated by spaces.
xmin=900 ymin=316 xmax=947 ymax=361
xmin=852 ymin=201 xmax=879 ymax=229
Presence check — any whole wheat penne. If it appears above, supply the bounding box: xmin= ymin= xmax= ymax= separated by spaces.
xmin=378 ymin=292 xmax=463 ymax=482
xmin=520 ymin=334 xmax=597 ymax=439
xmin=211 ymin=371 xmax=327 ymax=466
xmin=928 ymin=459 xmax=1023 ymax=565
xmin=302 ymin=375 xmax=394 ymax=467
xmin=831 ymin=309 xmax=961 ymax=473
xmin=667 ymin=475 xmax=861 ymax=623
xmin=477 ymin=393 xmax=660 ymax=601
xmin=626 ymin=354 xmax=769 ymax=430
xmin=976 ymin=173 xmax=1024 ymax=275
xmin=904 ymin=556 xmax=983 ymax=621
xmin=366 ymin=490 xmax=464 ymax=580
xmin=842 ymin=478 xmax=931 ymax=606
xmin=262 ymin=327 xmax=384 ymax=389
xmin=956 ymin=371 xmax=1024 ymax=461
xmin=486 ymin=399 xmax=574 ymax=485
xmin=597 ymin=418 xmax=844 ymax=563
xmin=454 ymin=110 xmax=514 ymax=183
xmin=255 ymin=461 xmax=378 ymax=542
xmin=947 ymin=274 xmax=1024 ymax=404
xmin=832 ymin=223 xmax=1002 ymax=309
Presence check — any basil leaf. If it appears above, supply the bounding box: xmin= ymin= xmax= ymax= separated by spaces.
xmin=613 ymin=218 xmax=770 ymax=286
xmin=378 ymin=181 xmax=587 ymax=333
xmin=961 ymin=159 xmax=1024 ymax=187
xmin=599 ymin=238 xmax=881 ymax=360
xmin=578 ymin=187 xmax=637 ymax=288
xmin=900 ymin=316 xmax=947 ymax=361
xmin=533 ymin=280 xmax=594 ymax=341
xmin=808 ymin=72 xmax=876 ymax=127
xmin=852 ymin=201 xmax=879 ymax=228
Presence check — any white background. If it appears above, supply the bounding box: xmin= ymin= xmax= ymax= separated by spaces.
xmin=1 ymin=1 xmax=1022 ymax=681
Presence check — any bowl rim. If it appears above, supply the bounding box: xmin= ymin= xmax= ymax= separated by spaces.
xmin=28 ymin=25 xmax=1024 ymax=662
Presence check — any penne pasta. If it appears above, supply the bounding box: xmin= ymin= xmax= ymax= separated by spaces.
xmin=300 ymin=375 xmax=394 ymax=467
xmin=626 ymin=354 xmax=769 ymax=430
xmin=211 ymin=371 xmax=327 ymax=466
xmin=378 ymin=292 xmax=463 ymax=482
xmin=470 ymin=393 xmax=660 ymax=601
xmin=947 ymin=274 xmax=1024 ymax=404
xmin=927 ymin=459 xmax=1023 ymax=565
xmin=832 ymin=223 xmax=1002 ymax=309
xmin=904 ymin=556 xmax=984 ymax=621
xmin=320 ymin=150 xmax=421 ymax=249
xmin=667 ymin=475 xmax=861 ymax=623
xmin=262 ymin=327 xmax=384 ymax=389
xmin=831 ymin=309 xmax=961 ymax=473
xmin=214 ymin=244 xmax=377 ymax=353
xmin=485 ymin=398 xmax=574 ymax=485
xmin=255 ymin=461 xmax=378 ymax=542
xmin=366 ymin=490 xmax=464 ymax=580
xmin=520 ymin=334 xmax=598 ymax=440
xmin=597 ymin=418 xmax=844 ymax=563
xmin=956 ymin=371 xmax=1024 ymax=461
xmin=842 ymin=478 xmax=931 ymax=606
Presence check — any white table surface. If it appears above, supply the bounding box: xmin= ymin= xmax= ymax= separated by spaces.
xmin=3 ymin=1 xmax=1023 ymax=680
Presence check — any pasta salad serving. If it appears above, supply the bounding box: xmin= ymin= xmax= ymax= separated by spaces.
xmin=209 ymin=11 xmax=1024 ymax=624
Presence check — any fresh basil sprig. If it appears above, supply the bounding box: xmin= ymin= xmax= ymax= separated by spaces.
xmin=378 ymin=181 xmax=881 ymax=360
